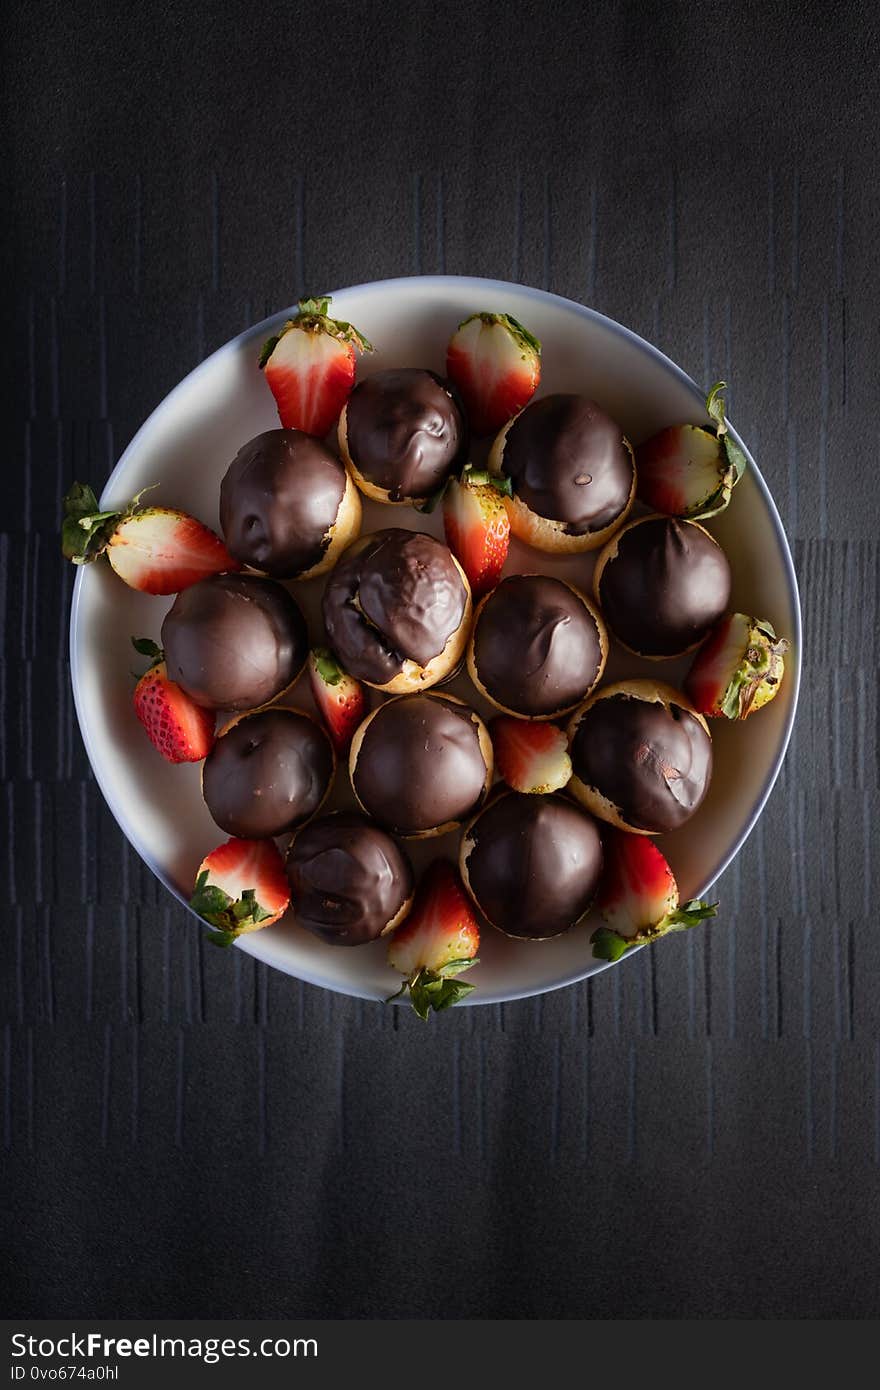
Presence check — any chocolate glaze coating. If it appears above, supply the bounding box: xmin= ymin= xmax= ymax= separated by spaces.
xmin=502 ymin=394 xmax=633 ymax=533
xmin=598 ymin=517 xmax=731 ymax=656
xmin=202 ymin=709 xmax=333 ymax=838
xmin=161 ymin=573 xmax=308 ymax=711
xmin=571 ymin=693 xmax=712 ymax=832
xmin=473 ymin=575 xmax=602 ymax=715
xmin=322 ymin=529 xmax=468 ymax=686
xmin=353 ymin=695 xmax=488 ymax=835
xmin=286 ymin=812 xmax=414 ymax=946
xmin=219 ymin=429 xmax=347 ymax=578
xmin=345 ymin=368 xmax=467 ymax=500
xmin=465 ymin=793 xmax=602 ymax=939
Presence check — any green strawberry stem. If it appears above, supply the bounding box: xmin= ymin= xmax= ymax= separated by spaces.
xmin=592 ymin=901 xmax=718 ymax=962
xmin=458 ymin=311 xmax=542 ymax=358
xmin=386 ymin=958 xmax=479 ymax=1020
xmin=260 ymin=295 xmax=374 ymax=361
xmin=61 ymin=482 xmax=157 ymax=564
xmin=463 ymin=464 xmax=513 ymax=496
xmin=720 ymin=622 xmax=789 ymax=719
xmin=704 ymin=381 xmax=747 ymax=489
xmin=189 ymin=871 xmax=273 ymax=943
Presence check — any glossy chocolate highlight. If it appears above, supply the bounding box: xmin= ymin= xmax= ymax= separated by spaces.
xmin=472 ymin=574 xmax=603 ymax=715
xmin=352 ymin=694 xmax=489 ymax=835
xmin=502 ymin=394 xmax=633 ymax=533
xmin=598 ymin=517 xmax=731 ymax=656
xmin=287 ymin=812 xmax=414 ymax=946
xmin=219 ymin=428 xmax=347 ymax=578
xmin=570 ymin=692 xmax=712 ymax=832
xmin=161 ymin=573 xmax=308 ymax=711
xmin=202 ymin=708 xmax=333 ymax=838
xmin=464 ymin=793 xmax=602 ymax=939
xmin=322 ymin=529 xmax=468 ymax=686
xmin=345 ymin=368 xmax=466 ymax=500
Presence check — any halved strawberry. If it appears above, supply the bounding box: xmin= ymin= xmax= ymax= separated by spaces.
xmin=491 ymin=716 xmax=571 ymax=794
xmin=260 ymin=296 xmax=373 ymax=438
xmin=635 ymin=381 xmax=748 ymax=519
xmin=62 ymin=482 xmax=238 ymax=594
xmin=131 ymin=638 xmax=215 ymax=763
xmin=446 ymin=311 xmax=541 ymax=437
xmin=307 ymin=646 xmax=368 ymax=754
xmin=190 ymin=837 xmax=290 ymax=947
xmin=442 ymin=465 xmax=511 ymax=599
xmin=685 ymin=613 xmax=788 ymax=720
xmin=387 ymin=860 xmax=480 ymax=1019
xmin=592 ymin=830 xmax=717 ymax=961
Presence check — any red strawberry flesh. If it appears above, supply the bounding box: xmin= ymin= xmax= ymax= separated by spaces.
xmin=260 ymin=296 xmax=372 ymax=438
xmin=443 ymin=471 xmax=510 ymax=600
xmin=387 ymin=860 xmax=479 ymax=1019
xmin=108 ymin=509 xmax=238 ymax=594
xmin=446 ymin=312 xmax=541 ymax=437
xmin=133 ymin=662 xmax=215 ymax=763
xmin=636 ymin=425 xmax=725 ymax=517
xmin=593 ymin=829 xmax=717 ymax=961
xmin=307 ymin=646 xmax=368 ymax=754
xmin=191 ymin=837 xmax=290 ymax=946
xmin=491 ymin=716 xmax=571 ymax=794
xmin=685 ymin=613 xmax=787 ymax=719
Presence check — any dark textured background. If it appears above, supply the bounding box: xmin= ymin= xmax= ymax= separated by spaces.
xmin=3 ymin=0 xmax=879 ymax=1318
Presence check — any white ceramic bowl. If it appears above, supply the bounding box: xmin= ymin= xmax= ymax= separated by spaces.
xmin=69 ymin=276 xmax=801 ymax=1005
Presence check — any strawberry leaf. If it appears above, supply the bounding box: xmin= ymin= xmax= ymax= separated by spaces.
xmin=390 ymin=967 xmax=477 ymax=1019
xmin=298 ymin=296 xmax=332 ymax=317
xmin=312 ymin=646 xmax=343 ymax=685
xmin=437 ymin=956 xmax=479 ymax=978
xmin=705 ymin=381 xmax=729 ymax=434
xmin=502 ymin=314 xmax=542 ymax=357
xmin=191 ymin=873 xmax=273 ymax=934
xmin=417 ymin=480 xmax=451 ymax=513
xmin=291 ymin=297 xmax=374 ymax=352
xmin=61 ymin=482 xmax=157 ymax=563
xmin=131 ymin=636 xmax=164 ymax=669
xmin=717 ymin=622 xmax=789 ymax=719
xmin=455 ymin=312 xmax=541 ymax=358
xmin=720 ymin=432 xmax=748 ymax=484
xmin=61 ymin=480 xmax=121 ymax=561
xmin=591 ymin=927 xmax=632 ymax=962
xmin=592 ymin=900 xmax=718 ymax=960
xmin=258 ymin=334 xmax=280 ymax=368
xmin=704 ymin=382 xmax=747 ymax=486
xmin=665 ymin=900 xmax=718 ymax=929
xmin=63 ymin=482 xmax=101 ymax=519
xmin=205 ymin=929 xmax=238 ymax=948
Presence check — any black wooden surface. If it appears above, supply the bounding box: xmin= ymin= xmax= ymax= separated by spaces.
xmin=3 ymin=0 xmax=879 ymax=1318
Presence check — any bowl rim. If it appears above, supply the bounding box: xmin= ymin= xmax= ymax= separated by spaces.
xmin=69 ymin=273 xmax=803 ymax=1005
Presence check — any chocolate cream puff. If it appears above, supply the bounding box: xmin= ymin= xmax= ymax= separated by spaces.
xmin=286 ymin=811 xmax=414 ymax=945
xmin=219 ymin=428 xmax=361 ymax=580
xmin=593 ymin=515 xmax=731 ymax=659
xmin=161 ymin=572 xmax=308 ymax=711
xmin=566 ymin=679 xmax=712 ymax=834
xmin=322 ymin=528 xmax=472 ymax=693
xmin=460 ymin=791 xmax=603 ymax=939
xmin=202 ymin=707 xmax=334 ymax=838
xmin=338 ymin=368 xmax=467 ymax=505
xmin=349 ymin=692 xmax=493 ymax=838
xmin=467 ymin=573 xmax=607 ymax=719
xmin=488 ymin=393 xmax=635 ymax=553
